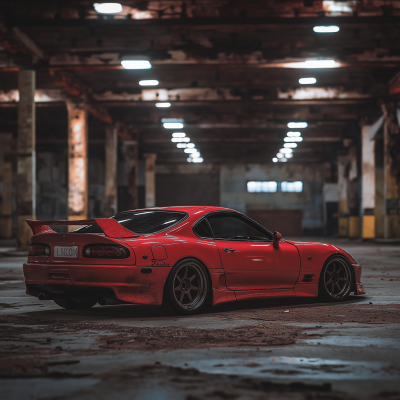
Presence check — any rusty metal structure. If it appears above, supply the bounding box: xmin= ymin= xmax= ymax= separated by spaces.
xmin=0 ymin=0 xmax=399 ymax=246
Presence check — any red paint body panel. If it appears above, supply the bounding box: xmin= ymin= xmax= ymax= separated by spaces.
xmin=23 ymin=206 xmax=365 ymax=308
xmin=216 ymin=240 xmax=300 ymax=290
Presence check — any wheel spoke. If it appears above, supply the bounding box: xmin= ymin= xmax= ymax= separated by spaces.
xmin=325 ymin=279 xmax=333 ymax=285
xmin=336 ymin=266 xmax=342 ymax=274
xmin=189 ymin=274 xmax=197 ymax=282
xmin=191 ymin=285 xmax=198 ymax=291
xmin=179 ymin=292 xmax=185 ymax=303
xmin=183 ymin=267 xmax=188 ymax=279
xmin=187 ymin=292 xmax=193 ymax=302
xmin=175 ymin=275 xmax=182 ymax=283
xmin=174 ymin=286 xmax=181 ymax=292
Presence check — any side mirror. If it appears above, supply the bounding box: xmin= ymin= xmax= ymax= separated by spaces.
xmin=273 ymin=231 xmax=282 ymax=249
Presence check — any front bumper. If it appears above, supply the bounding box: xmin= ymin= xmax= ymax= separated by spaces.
xmin=23 ymin=262 xmax=171 ymax=306
xmin=352 ymin=264 xmax=366 ymax=295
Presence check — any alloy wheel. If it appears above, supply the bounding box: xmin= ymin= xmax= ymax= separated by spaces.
xmin=324 ymin=258 xmax=352 ymax=299
xmin=172 ymin=262 xmax=207 ymax=310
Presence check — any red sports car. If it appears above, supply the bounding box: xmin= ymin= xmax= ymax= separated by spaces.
xmin=24 ymin=206 xmax=365 ymax=315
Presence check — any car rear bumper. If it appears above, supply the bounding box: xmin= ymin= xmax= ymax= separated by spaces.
xmin=352 ymin=264 xmax=366 ymax=295
xmin=23 ymin=262 xmax=171 ymax=306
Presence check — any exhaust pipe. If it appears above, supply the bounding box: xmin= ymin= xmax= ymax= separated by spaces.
xmin=98 ymin=296 xmax=120 ymax=306
xmin=38 ymin=293 xmax=48 ymax=300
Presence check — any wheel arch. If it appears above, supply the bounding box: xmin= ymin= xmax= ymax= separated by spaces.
xmin=318 ymin=253 xmax=356 ymax=296
xmin=162 ymin=256 xmax=213 ymax=305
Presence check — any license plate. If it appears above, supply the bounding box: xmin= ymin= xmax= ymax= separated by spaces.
xmin=54 ymin=246 xmax=78 ymax=258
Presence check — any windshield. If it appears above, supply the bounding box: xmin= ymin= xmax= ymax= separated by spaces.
xmin=71 ymin=211 xmax=187 ymax=234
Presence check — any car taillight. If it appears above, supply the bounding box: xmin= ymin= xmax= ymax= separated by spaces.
xmin=83 ymin=245 xmax=129 ymax=259
xmin=28 ymin=244 xmax=51 ymax=257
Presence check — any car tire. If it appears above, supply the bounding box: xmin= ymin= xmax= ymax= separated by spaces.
xmin=319 ymin=256 xmax=354 ymax=302
xmin=53 ymin=298 xmax=98 ymax=310
xmin=163 ymin=258 xmax=211 ymax=315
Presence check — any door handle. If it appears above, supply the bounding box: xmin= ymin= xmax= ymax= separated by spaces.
xmin=224 ymin=248 xmax=235 ymax=253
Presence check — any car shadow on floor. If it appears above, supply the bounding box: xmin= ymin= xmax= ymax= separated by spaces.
xmin=21 ymin=294 xmax=370 ymax=321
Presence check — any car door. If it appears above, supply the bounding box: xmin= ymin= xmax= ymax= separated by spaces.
xmin=206 ymin=212 xmax=300 ymax=291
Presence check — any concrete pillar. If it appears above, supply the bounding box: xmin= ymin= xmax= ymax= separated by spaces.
xmin=337 ymin=154 xmax=349 ymax=237
xmin=0 ymin=134 xmax=13 ymax=238
xmin=382 ymin=104 xmax=400 ymax=238
xmin=123 ymin=140 xmax=138 ymax=210
xmin=105 ymin=125 xmax=118 ymax=216
xmin=67 ymin=102 xmax=88 ymax=226
xmin=375 ymin=137 xmax=385 ymax=238
xmin=347 ymin=146 xmax=359 ymax=238
xmin=361 ymin=125 xmax=375 ymax=238
xmin=144 ymin=153 xmax=157 ymax=208
xmin=17 ymin=70 xmax=36 ymax=250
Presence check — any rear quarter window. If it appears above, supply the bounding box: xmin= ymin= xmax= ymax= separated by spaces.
xmin=72 ymin=211 xmax=187 ymax=234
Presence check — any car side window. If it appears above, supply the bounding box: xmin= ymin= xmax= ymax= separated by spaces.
xmin=207 ymin=213 xmax=272 ymax=241
xmin=193 ymin=219 xmax=214 ymax=239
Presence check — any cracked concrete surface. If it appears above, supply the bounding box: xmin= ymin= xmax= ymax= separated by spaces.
xmin=1 ymin=239 xmax=399 ymax=399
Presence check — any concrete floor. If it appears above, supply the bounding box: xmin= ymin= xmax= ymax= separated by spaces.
xmin=1 ymin=238 xmax=399 ymax=400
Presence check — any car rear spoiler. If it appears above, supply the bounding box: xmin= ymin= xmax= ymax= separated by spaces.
xmin=26 ymin=219 xmax=139 ymax=239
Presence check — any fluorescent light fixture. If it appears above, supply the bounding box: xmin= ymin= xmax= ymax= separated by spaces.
xmin=313 ymin=26 xmax=340 ymax=33
xmin=139 ymin=80 xmax=159 ymax=86
xmin=272 ymin=157 xmax=278 ymax=163
xmin=279 ymin=157 xmax=287 ymax=162
xmin=177 ymin=143 xmax=187 ymax=148
xmin=287 ymin=131 xmax=301 ymax=137
xmin=171 ymin=137 xmax=190 ymax=143
xmin=172 ymin=132 xmax=186 ymax=138
xmin=299 ymin=77 xmax=317 ymax=85
xmin=284 ymin=143 xmax=297 ymax=148
xmin=191 ymin=151 xmax=200 ymax=158
xmin=187 ymin=158 xmax=192 ymax=162
xmin=163 ymin=123 xmax=184 ymax=129
xmin=93 ymin=3 xmax=122 ymax=14
xmin=284 ymin=136 xmax=303 ymax=142
xmin=286 ymin=153 xmax=293 ymax=158
xmin=186 ymin=143 xmax=195 ymax=148
xmin=304 ymin=59 xmax=336 ymax=68
xmin=184 ymin=148 xmax=197 ymax=153
xmin=121 ymin=60 xmax=152 ymax=69
xmin=280 ymin=148 xmax=293 ymax=154
xmin=192 ymin=157 xmax=203 ymax=163
xmin=277 ymin=153 xmax=284 ymax=158
xmin=287 ymin=122 xmax=307 ymax=128
xmin=155 ymin=102 xmax=171 ymax=108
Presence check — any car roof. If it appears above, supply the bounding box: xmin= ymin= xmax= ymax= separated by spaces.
xmin=118 ymin=206 xmax=237 ymax=214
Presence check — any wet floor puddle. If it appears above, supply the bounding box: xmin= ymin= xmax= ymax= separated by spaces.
xmin=173 ymin=356 xmax=399 ymax=380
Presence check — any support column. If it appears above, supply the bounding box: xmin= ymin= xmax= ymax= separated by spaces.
xmin=382 ymin=104 xmax=400 ymax=238
xmin=123 ymin=140 xmax=138 ymax=210
xmin=361 ymin=125 xmax=375 ymax=238
xmin=347 ymin=146 xmax=359 ymax=238
xmin=337 ymin=154 xmax=349 ymax=237
xmin=375 ymin=137 xmax=385 ymax=238
xmin=67 ymin=102 xmax=88 ymax=227
xmin=105 ymin=125 xmax=118 ymax=216
xmin=144 ymin=153 xmax=157 ymax=208
xmin=0 ymin=134 xmax=13 ymax=238
xmin=17 ymin=70 xmax=36 ymax=250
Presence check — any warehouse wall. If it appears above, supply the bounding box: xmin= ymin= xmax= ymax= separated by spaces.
xmin=220 ymin=164 xmax=324 ymax=236
xmin=156 ymin=164 xmax=219 ymax=207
